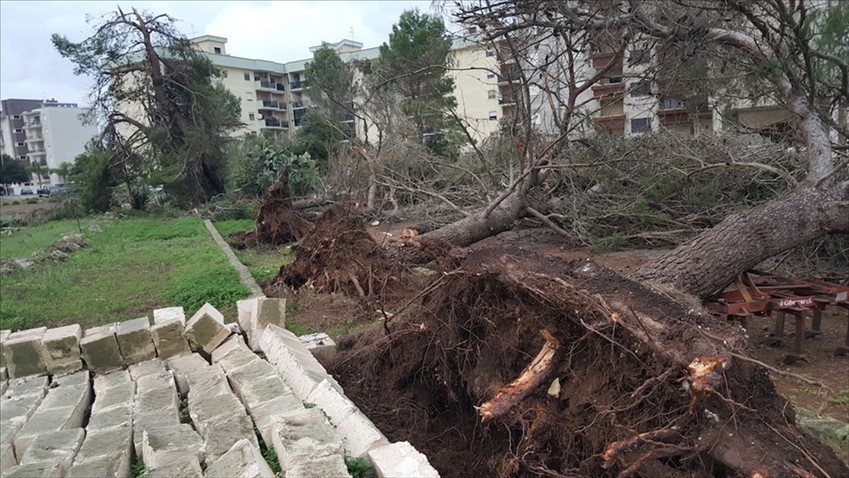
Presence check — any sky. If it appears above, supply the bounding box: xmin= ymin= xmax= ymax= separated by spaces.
xmin=0 ymin=0 xmax=440 ymax=107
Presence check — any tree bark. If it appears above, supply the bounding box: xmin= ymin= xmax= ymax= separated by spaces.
xmin=635 ymin=183 xmax=849 ymax=298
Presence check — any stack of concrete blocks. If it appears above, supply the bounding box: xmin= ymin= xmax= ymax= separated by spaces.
xmin=237 ymin=297 xmax=286 ymax=352
xmin=3 ymin=371 xmax=91 ymax=476
xmin=0 ymin=376 xmax=49 ymax=472
xmin=127 ymin=361 xmax=184 ymax=458
xmin=298 ymin=332 xmax=338 ymax=368
xmin=42 ymin=325 xmax=84 ymax=375
xmin=260 ymin=324 xmax=439 ymax=476
xmin=174 ymin=349 xmax=258 ymax=463
xmin=68 ymin=370 xmax=135 ymax=478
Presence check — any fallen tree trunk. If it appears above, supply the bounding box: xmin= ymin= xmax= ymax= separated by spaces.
xmin=332 ymin=248 xmax=848 ymax=477
xmin=635 ymin=183 xmax=849 ymax=298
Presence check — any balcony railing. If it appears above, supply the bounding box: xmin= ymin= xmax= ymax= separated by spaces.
xmin=264 ymin=119 xmax=289 ymax=128
xmin=291 ymin=101 xmax=311 ymax=109
xmin=290 ymin=80 xmax=309 ymax=90
xmin=499 ymin=97 xmax=516 ymax=105
xmin=497 ymin=75 xmax=520 ymax=85
xmin=256 ymin=80 xmax=284 ymax=92
xmin=260 ymin=100 xmax=286 ymax=110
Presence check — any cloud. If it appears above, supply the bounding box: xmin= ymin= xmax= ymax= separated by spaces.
xmin=0 ymin=0 xmax=434 ymax=106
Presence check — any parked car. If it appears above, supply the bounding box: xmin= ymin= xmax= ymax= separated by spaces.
xmin=37 ymin=185 xmax=52 ymax=196
xmin=20 ymin=187 xmax=34 ymax=195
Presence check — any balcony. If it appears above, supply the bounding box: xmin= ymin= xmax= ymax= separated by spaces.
xmin=499 ymin=96 xmax=516 ymax=105
xmin=594 ymin=114 xmax=626 ymax=135
xmin=290 ymin=80 xmax=309 ymax=90
xmin=256 ymin=80 xmax=284 ymax=92
xmin=27 ymin=147 xmax=46 ymax=154
xmin=591 ymin=80 xmax=625 ymax=99
xmin=25 ymin=136 xmax=44 ymax=143
xmin=263 ymin=118 xmax=289 ymax=128
xmin=259 ymin=100 xmax=286 ymax=110
xmin=24 ymin=120 xmax=42 ymax=128
xmin=497 ymin=74 xmax=520 ymax=85
xmin=291 ymin=101 xmax=311 ymax=109
xmin=590 ymin=52 xmax=619 ymax=70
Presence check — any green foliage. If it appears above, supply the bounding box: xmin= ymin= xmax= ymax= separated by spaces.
xmin=71 ymin=148 xmax=115 ymax=213
xmin=290 ymin=111 xmax=348 ymax=165
xmin=130 ymin=457 xmax=145 ymax=478
xmin=229 ymin=135 xmax=319 ymax=198
xmin=0 ymin=154 xmax=30 ymax=185
xmin=345 ymin=456 xmax=377 ymax=478
xmin=828 ymin=389 xmax=849 ymax=406
xmin=376 ymin=9 xmax=461 ymax=155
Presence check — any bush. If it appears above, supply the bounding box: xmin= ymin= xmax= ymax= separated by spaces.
xmin=193 ymin=196 xmax=257 ymax=221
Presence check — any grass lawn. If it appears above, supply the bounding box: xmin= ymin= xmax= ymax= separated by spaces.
xmin=1 ymin=216 xmax=249 ymax=332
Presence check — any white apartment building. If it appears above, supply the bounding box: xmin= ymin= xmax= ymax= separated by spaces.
xmin=0 ymin=99 xmax=98 ymax=186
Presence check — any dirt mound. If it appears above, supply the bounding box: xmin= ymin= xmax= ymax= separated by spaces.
xmin=331 ymin=248 xmax=848 ymax=478
xmin=275 ymin=206 xmax=409 ymax=298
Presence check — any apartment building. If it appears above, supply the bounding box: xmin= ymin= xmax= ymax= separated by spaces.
xmin=0 ymin=99 xmax=98 ymax=185
xmin=191 ymin=36 xmax=378 ymax=142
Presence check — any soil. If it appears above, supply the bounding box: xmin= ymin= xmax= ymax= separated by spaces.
xmin=258 ymin=218 xmax=848 ymax=477
xmin=0 ymin=198 xmax=54 ymax=215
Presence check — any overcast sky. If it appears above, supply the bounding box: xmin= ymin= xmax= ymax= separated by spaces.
xmin=0 ymin=1 xmax=440 ymax=106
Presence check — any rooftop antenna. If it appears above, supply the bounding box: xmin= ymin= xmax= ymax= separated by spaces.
xmin=348 ymin=26 xmax=354 ymax=40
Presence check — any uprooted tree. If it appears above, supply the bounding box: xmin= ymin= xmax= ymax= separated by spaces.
xmin=390 ymin=0 xmax=849 ymax=299
xmin=52 ymin=7 xmax=242 ymax=207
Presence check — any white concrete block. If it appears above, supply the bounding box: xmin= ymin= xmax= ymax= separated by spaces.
xmin=211 ymin=334 xmax=248 ymax=363
xmin=165 ymin=353 xmax=208 ymax=395
xmin=185 ymin=303 xmax=231 ymax=354
xmin=236 ymin=298 xmax=258 ymax=345
xmin=204 ymin=438 xmax=275 ymax=478
xmin=20 ymin=428 xmax=85 ymax=474
xmin=115 ymin=317 xmax=156 ymax=364
xmin=141 ymin=424 xmax=203 ymax=469
xmin=42 ymin=325 xmax=83 ymax=375
xmin=307 ymin=380 xmax=387 ymax=457
xmin=269 ymin=407 xmax=343 ymax=470
xmin=260 ymin=325 xmax=331 ymax=400
xmin=0 ymin=442 xmax=17 ymax=472
xmin=299 ymin=332 xmax=337 ymax=367
xmin=368 ymin=441 xmax=440 ymax=478
xmin=152 ymin=306 xmax=185 ymax=326
xmin=4 ymin=327 xmax=48 ymax=378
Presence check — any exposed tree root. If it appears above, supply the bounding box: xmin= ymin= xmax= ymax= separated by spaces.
xmin=331 ymin=248 xmax=849 ymax=478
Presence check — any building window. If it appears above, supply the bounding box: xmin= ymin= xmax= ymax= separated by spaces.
xmin=14 ymin=128 xmax=23 ymax=133
xmin=631 ymin=117 xmax=651 ymax=133
xmin=630 ymin=82 xmax=651 ymax=97
xmin=244 ymin=72 xmax=251 ymax=81
xmin=487 ymin=72 xmax=496 ymax=79
xmin=488 ymin=90 xmax=497 ymax=99
xmin=489 ymin=111 xmax=498 ymax=120
xmin=661 ymin=97 xmax=684 ymax=110
xmin=485 ymin=48 xmax=495 ymax=57
xmin=19 ymin=156 xmax=26 ymax=160
xmin=246 ymin=93 xmax=253 ymax=101
xmin=16 ymin=142 xmax=25 ymax=147
xmin=13 ymin=115 xmax=20 ymax=119
xmin=468 ymin=26 xmax=477 ymax=34
xmin=248 ymin=113 xmax=255 ymax=121
xmin=214 ymin=47 xmax=221 ymax=54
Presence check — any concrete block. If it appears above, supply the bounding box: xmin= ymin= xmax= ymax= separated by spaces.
xmin=0 ymin=442 xmax=16 ymax=473
xmin=127 ymin=358 xmax=167 ymax=381
xmin=269 ymin=408 xmax=343 ymax=470
xmin=87 ymin=404 xmax=133 ymax=431
xmin=4 ymin=327 xmax=48 ymax=378
xmin=184 ymin=364 xmax=227 ymax=399
xmin=299 ymin=332 xmax=337 ymax=367
xmin=20 ymin=428 xmax=85 ymax=474
xmin=41 ymin=325 xmax=83 ymax=375
xmin=141 ymin=424 xmax=203 ymax=469
xmin=217 ymin=348 xmax=259 ymax=374
xmin=14 ymin=406 xmax=82 ymax=456
xmin=0 ymin=395 xmax=44 ymax=425
xmin=211 ymin=334 xmax=248 ymax=363
xmin=236 ymin=299 xmax=258 ymax=344
xmin=250 ymin=394 xmax=305 ymax=445
xmin=135 ymin=370 xmax=175 ymax=394
xmin=91 ymin=381 xmax=135 ymax=413
xmin=80 ymin=325 xmax=123 ymax=373
xmin=150 ymin=318 xmax=191 ymax=359
xmin=145 ymin=454 xmax=203 ymax=478
xmin=185 ymin=303 xmax=231 ymax=354
xmin=165 ymin=353 xmax=208 ymax=395
xmin=0 ymin=419 xmax=23 ymax=447
xmin=132 ymin=410 xmax=181 ymax=457
xmin=261 ymin=324 xmax=324 ymax=370
xmin=116 ymin=317 xmax=156 ymax=364
xmin=1 ymin=461 xmax=63 ymax=477
xmin=226 ymin=359 xmax=279 ymax=407
xmin=152 ymin=306 xmax=185 ymax=326
xmin=306 ymin=379 xmax=387 ymax=457
xmin=93 ymin=370 xmax=132 ymax=393
xmin=66 ymin=451 xmax=129 ymax=478
xmin=51 ymin=370 xmax=89 ymax=388
xmin=251 ymin=298 xmax=286 ymax=351
xmin=204 ymin=438 xmax=274 ymax=478
xmin=76 ymin=425 xmax=133 ymax=468
xmin=4 ymin=375 xmax=48 ymax=400
xmin=368 ymin=441 xmax=440 ymax=478
xmin=188 ymin=391 xmax=246 ymax=434
xmin=40 ymin=383 xmax=91 ymax=413
xmin=201 ymin=413 xmax=259 ymax=461
xmin=134 ymin=386 xmax=179 ymax=417
xmin=286 ymin=454 xmax=350 ymax=478
xmin=0 ymin=329 xmax=9 ymax=367
xmin=260 ymin=325 xmax=331 ymax=400
xmin=0 ymin=366 xmax=7 ymax=382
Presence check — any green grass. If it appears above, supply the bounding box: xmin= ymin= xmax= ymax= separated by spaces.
xmin=130 ymin=457 xmax=145 ymax=478
xmin=828 ymin=389 xmax=849 ymax=406
xmin=0 ymin=217 xmax=249 ymax=331
xmin=346 ymin=456 xmax=377 ymax=478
